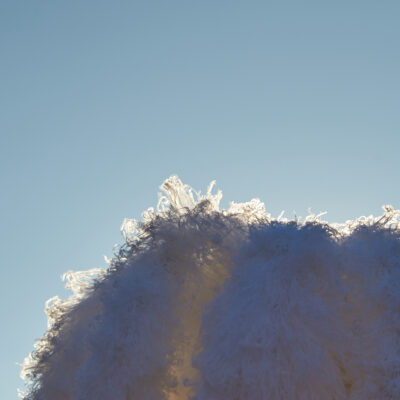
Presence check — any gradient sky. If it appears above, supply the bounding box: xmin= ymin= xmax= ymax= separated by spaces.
xmin=1 ymin=1 xmax=400 ymax=398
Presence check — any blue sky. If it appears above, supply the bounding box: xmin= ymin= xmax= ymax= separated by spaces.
xmin=1 ymin=1 xmax=399 ymax=397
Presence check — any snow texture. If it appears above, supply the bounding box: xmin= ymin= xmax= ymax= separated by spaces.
xmin=20 ymin=176 xmax=400 ymax=399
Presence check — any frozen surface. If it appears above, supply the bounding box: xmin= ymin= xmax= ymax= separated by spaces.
xmin=21 ymin=177 xmax=400 ymax=399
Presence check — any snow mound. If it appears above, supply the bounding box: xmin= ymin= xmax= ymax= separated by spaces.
xmin=21 ymin=176 xmax=400 ymax=399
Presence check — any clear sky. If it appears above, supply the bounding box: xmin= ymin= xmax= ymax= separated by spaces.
xmin=1 ymin=1 xmax=399 ymax=398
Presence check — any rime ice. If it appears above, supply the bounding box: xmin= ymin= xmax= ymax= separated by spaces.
xmin=21 ymin=177 xmax=400 ymax=399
